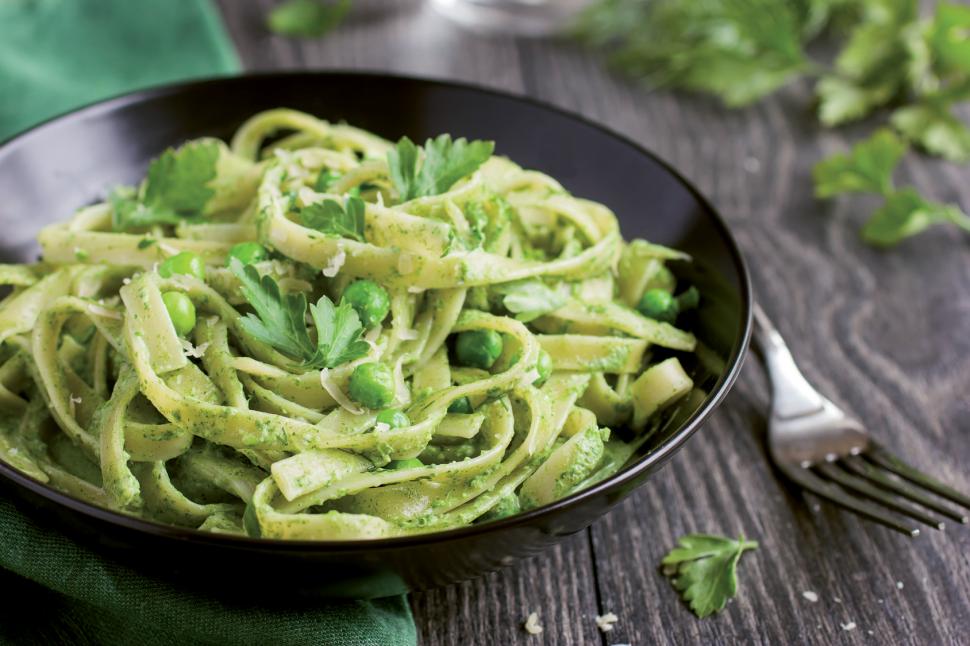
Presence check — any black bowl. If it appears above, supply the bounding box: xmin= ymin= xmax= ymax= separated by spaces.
xmin=0 ymin=72 xmax=751 ymax=598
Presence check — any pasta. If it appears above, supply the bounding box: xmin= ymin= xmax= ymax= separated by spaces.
xmin=0 ymin=109 xmax=705 ymax=539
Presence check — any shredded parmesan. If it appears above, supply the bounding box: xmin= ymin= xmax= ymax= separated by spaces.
xmin=595 ymin=612 xmax=618 ymax=632
xmin=896 ymin=581 xmax=904 ymax=590
xmin=319 ymin=368 xmax=364 ymax=414
xmin=841 ymin=622 xmax=857 ymax=632
xmin=802 ymin=591 xmax=819 ymax=603
xmin=180 ymin=339 xmax=210 ymax=359
xmin=322 ymin=248 xmax=346 ymax=278
xmin=122 ymin=277 xmax=131 ymax=286
xmin=157 ymin=241 xmax=181 ymax=256
xmin=523 ymin=612 xmax=543 ymax=635
xmin=374 ymin=422 xmax=391 ymax=434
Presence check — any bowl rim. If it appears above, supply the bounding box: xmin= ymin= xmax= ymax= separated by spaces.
xmin=0 ymin=70 xmax=753 ymax=551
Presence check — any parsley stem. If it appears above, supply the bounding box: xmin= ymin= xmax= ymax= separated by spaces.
xmin=945 ymin=209 xmax=970 ymax=234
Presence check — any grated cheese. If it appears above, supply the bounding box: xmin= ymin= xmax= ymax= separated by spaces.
xmin=595 ymin=612 xmax=618 ymax=633
xmin=523 ymin=612 xmax=543 ymax=635
xmin=841 ymin=622 xmax=857 ymax=632
xmin=322 ymin=248 xmax=346 ymax=278
xmin=802 ymin=591 xmax=819 ymax=603
xmin=319 ymin=368 xmax=364 ymax=414
xmin=180 ymin=339 xmax=210 ymax=359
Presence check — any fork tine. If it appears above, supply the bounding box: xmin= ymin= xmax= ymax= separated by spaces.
xmin=842 ymin=456 xmax=969 ymax=524
xmin=815 ymin=462 xmax=945 ymax=531
xmin=777 ymin=462 xmax=920 ymax=536
xmin=866 ymin=444 xmax=970 ymax=510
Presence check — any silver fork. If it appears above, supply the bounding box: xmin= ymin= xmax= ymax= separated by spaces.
xmin=752 ymin=303 xmax=970 ymax=536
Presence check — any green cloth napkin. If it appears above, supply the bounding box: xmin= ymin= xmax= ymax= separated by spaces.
xmin=0 ymin=2 xmax=417 ymax=644
xmin=0 ymin=0 xmax=239 ymax=141
xmin=0 ymin=496 xmax=416 ymax=646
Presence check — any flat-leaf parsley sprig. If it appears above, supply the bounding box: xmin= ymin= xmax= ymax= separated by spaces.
xmin=229 ymin=258 xmax=369 ymax=368
xmin=661 ymin=533 xmax=759 ymax=618
xmin=387 ymin=135 xmax=494 ymax=202
xmin=813 ymin=129 xmax=970 ymax=246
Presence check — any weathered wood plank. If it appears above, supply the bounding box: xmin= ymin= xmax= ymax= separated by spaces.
xmin=218 ymin=2 xmax=970 ymax=643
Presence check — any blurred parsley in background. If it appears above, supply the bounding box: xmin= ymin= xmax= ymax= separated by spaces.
xmin=576 ymin=0 xmax=970 ymax=246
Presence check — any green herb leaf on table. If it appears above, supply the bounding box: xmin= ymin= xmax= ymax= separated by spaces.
xmin=891 ymin=103 xmax=970 ymax=163
xmin=300 ymin=196 xmax=366 ymax=242
xmin=812 ymin=129 xmax=906 ymax=198
xmin=267 ymin=0 xmax=351 ymax=39
xmin=494 ymin=280 xmax=568 ymax=322
xmin=861 ymin=187 xmax=970 ymax=247
xmin=815 ymin=1 xmax=914 ymax=126
xmin=661 ymin=533 xmax=758 ymax=618
xmin=387 ymin=135 xmax=494 ymax=202
xmin=575 ymin=0 xmax=810 ymax=108
xmin=228 ymin=258 xmax=369 ymax=368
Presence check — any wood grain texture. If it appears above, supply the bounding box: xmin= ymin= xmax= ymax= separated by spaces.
xmin=217 ymin=1 xmax=970 ymax=643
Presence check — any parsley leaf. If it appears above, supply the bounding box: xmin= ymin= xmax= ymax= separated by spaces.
xmin=230 ymin=258 xmax=315 ymax=361
xmin=308 ymin=296 xmax=370 ymax=368
xmin=493 ymin=280 xmax=568 ymax=322
xmin=228 ymin=258 xmax=369 ymax=368
xmin=814 ymin=129 xmax=970 ymax=246
xmin=387 ymin=135 xmax=494 ymax=202
xmin=267 ymin=0 xmax=350 ymax=38
xmin=891 ymin=102 xmax=970 ymax=163
xmin=110 ymin=188 xmax=182 ymax=231
xmin=111 ymin=140 xmax=221 ymax=231
xmin=661 ymin=533 xmax=758 ymax=618
xmin=299 ymin=196 xmax=366 ymax=242
xmin=816 ymin=1 xmax=914 ymax=126
xmin=862 ymin=187 xmax=970 ymax=246
xmin=315 ymin=169 xmax=342 ymax=192
xmin=144 ymin=140 xmax=220 ymax=214
xmin=576 ymin=0 xmax=810 ymax=107
xmin=812 ymin=129 xmax=906 ymax=197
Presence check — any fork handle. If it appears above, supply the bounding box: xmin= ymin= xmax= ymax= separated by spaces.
xmin=751 ymin=302 xmax=824 ymax=419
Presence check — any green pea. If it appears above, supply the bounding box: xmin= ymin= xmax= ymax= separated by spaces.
xmin=637 ymin=288 xmax=678 ymax=324
xmin=158 ymin=251 xmax=205 ymax=281
xmin=533 ymin=349 xmax=553 ymax=386
xmin=455 ymin=329 xmax=503 ymax=370
xmin=226 ymin=242 xmax=268 ymax=266
xmin=447 ymin=396 xmax=473 ymax=414
xmin=161 ymin=291 xmax=196 ymax=336
xmin=376 ymin=408 xmax=410 ymax=428
xmin=341 ymin=279 xmax=390 ymax=328
xmin=348 ymin=362 xmax=395 ymax=409
xmin=388 ymin=458 xmax=423 ymax=470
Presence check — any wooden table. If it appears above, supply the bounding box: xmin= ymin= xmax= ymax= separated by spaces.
xmin=217 ymin=1 xmax=970 ymax=643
